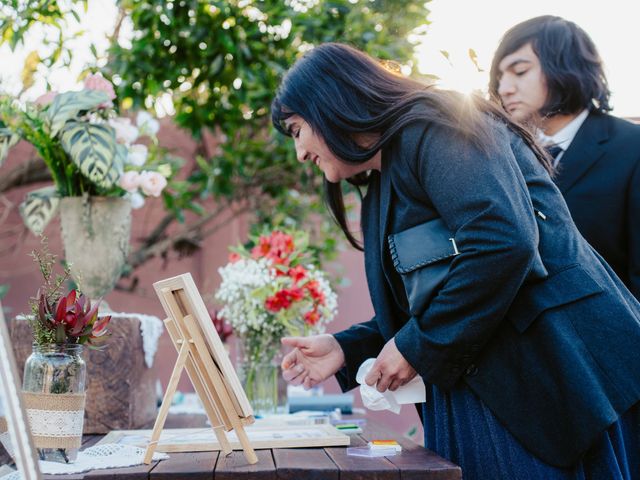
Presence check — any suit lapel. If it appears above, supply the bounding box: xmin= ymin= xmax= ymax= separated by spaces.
xmin=555 ymin=113 xmax=609 ymax=193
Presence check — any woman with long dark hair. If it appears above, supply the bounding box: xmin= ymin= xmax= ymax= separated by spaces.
xmin=274 ymin=43 xmax=640 ymax=479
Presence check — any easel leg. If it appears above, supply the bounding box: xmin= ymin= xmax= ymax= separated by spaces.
xmin=188 ymin=363 xmax=233 ymax=454
xmin=143 ymin=343 xmax=189 ymax=464
xmin=233 ymin=424 xmax=258 ymax=464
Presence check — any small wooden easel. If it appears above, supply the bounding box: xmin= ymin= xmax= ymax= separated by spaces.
xmin=143 ymin=273 xmax=257 ymax=465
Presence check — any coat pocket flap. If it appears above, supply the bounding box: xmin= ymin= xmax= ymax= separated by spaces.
xmin=509 ymin=264 xmax=604 ymax=333
xmin=388 ymin=218 xmax=458 ymax=274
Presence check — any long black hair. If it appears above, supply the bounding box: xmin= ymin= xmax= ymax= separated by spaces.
xmin=489 ymin=15 xmax=611 ymax=116
xmin=272 ymin=43 xmax=551 ymax=250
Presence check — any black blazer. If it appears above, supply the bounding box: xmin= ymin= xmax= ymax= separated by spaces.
xmin=333 ymin=111 xmax=640 ymax=468
xmin=555 ymin=112 xmax=640 ymax=298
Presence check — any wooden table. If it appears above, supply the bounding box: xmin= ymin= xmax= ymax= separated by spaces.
xmin=43 ymin=414 xmax=462 ymax=479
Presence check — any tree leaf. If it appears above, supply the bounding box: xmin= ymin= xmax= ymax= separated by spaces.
xmin=468 ymin=48 xmax=484 ymax=72
xmin=21 ymin=50 xmax=41 ymax=91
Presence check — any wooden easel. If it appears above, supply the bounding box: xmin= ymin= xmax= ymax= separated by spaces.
xmin=143 ymin=273 xmax=257 ymax=465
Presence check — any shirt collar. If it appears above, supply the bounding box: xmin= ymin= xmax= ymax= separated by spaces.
xmin=537 ymin=109 xmax=589 ymax=151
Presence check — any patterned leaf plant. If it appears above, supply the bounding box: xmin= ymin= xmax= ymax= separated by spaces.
xmin=46 ymin=89 xmax=109 ymax=137
xmin=0 ymin=126 xmax=20 ymax=166
xmin=19 ymin=186 xmax=60 ymax=236
xmin=60 ymin=120 xmax=121 ymax=189
xmin=0 ymin=70 xmax=171 ymax=236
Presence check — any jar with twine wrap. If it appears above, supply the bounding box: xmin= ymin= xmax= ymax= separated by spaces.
xmin=22 ymin=343 xmax=86 ymax=463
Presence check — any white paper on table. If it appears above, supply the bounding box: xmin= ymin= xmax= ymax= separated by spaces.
xmin=356 ymin=358 xmax=426 ymax=414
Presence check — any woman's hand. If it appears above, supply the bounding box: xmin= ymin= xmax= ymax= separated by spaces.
xmin=281 ymin=334 xmax=346 ymax=389
xmin=364 ymin=338 xmax=417 ymax=392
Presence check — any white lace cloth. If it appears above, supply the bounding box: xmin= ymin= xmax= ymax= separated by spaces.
xmin=0 ymin=431 xmax=14 ymax=458
xmin=107 ymin=312 xmax=164 ymax=368
xmin=0 ymin=444 xmax=169 ymax=478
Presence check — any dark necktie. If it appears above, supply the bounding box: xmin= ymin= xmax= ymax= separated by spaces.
xmin=544 ymin=144 xmax=563 ymax=160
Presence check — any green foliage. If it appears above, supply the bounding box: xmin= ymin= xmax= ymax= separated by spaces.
xmin=0 ymin=0 xmax=89 ymax=86
xmin=1 ymin=0 xmax=432 ymax=273
xmin=106 ymin=0 xmax=431 ymax=262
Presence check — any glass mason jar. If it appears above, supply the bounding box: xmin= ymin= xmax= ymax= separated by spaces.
xmin=22 ymin=343 xmax=86 ymax=463
xmin=236 ymin=333 xmax=286 ymax=416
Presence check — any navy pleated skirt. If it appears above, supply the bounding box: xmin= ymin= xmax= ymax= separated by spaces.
xmin=423 ymin=383 xmax=640 ymax=479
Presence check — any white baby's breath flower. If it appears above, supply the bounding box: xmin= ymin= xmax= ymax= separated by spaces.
xmin=215 ymin=258 xmax=275 ymax=332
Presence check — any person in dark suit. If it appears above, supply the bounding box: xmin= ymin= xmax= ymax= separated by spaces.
xmin=489 ymin=15 xmax=640 ymax=298
xmin=271 ymin=43 xmax=640 ymax=479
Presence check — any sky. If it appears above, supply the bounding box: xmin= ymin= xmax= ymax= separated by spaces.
xmin=2 ymin=0 xmax=639 ymax=117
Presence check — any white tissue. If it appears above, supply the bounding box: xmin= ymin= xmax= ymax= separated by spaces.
xmin=356 ymin=358 xmax=426 ymax=414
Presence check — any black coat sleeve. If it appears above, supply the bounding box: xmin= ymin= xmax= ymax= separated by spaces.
xmin=333 ymin=318 xmax=386 ymax=392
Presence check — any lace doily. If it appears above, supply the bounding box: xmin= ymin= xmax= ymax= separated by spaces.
xmin=0 ymin=443 xmax=169 ymax=479
xmin=0 ymin=431 xmax=15 ymax=459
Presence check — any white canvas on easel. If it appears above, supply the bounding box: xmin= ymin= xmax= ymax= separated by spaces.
xmin=143 ymin=273 xmax=258 ymax=465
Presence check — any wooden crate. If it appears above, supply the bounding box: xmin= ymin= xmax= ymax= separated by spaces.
xmin=10 ymin=316 xmax=158 ymax=434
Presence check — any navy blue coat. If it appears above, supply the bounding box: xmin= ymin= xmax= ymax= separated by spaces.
xmin=333 ymin=111 xmax=640 ymax=468
xmin=555 ymin=112 xmax=640 ymax=298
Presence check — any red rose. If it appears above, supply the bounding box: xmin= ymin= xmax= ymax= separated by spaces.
xmin=304 ymin=309 xmax=320 ymax=326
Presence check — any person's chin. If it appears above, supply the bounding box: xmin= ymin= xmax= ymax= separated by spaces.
xmin=508 ymin=107 xmax=534 ymax=123
xmin=324 ymin=173 xmax=341 ymax=183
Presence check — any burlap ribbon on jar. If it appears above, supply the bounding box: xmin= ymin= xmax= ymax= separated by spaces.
xmin=0 ymin=416 xmax=7 ymax=433
xmin=23 ymin=392 xmax=86 ymax=449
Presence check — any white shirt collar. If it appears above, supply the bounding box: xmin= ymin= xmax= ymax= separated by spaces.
xmin=537 ymin=109 xmax=589 ymax=151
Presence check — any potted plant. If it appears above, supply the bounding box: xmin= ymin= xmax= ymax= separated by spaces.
xmin=215 ymin=229 xmax=338 ymax=415
xmin=0 ymin=74 xmax=172 ymax=298
xmin=22 ymin=242 xmax=112 ymax=463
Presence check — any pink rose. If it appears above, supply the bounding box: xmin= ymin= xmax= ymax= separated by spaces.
xmin=139 ymin=171 xmax=167 ymax=197
xmin=118 ymin=171 xmax=141 ymax=193
xmin=34 ymin=90 xmax=58 ymax=106
xmin=83 ymin=73 xmax=116 ymax=101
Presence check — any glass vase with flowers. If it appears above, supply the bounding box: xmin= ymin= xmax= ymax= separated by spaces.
xmin=22 ymin=241 xmax=112 ymax=463
xmin=215 ymin=229 xmax=337 ymax=415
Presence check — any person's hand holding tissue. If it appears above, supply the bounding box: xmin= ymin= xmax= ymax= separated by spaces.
xmin=281 ymin=334 xmax=346 ymax=390
xmin=364 ymin=338 xmax=417 ymax=391
xmin=357 ymin=338 xmax=425 ymax=414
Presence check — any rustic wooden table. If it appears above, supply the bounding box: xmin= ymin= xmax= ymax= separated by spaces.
xmin=42 ymin=414 xmax=462 ymax=480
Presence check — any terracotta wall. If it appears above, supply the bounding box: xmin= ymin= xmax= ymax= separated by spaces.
xmin=0 ymin=119 xmax=422 ymax=440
